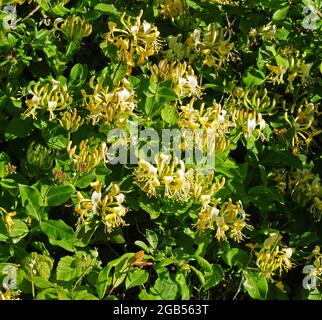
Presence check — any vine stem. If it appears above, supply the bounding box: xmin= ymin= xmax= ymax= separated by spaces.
xmin=22 ymin=5 xmax=41 ymax=21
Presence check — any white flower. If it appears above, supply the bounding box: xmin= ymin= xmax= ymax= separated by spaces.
xmin=147 ymin=164 xmax=158 ymax=175
xmin=113 ymin=206 xmax=126 ymax=216
xmin=159 ymin=153 xmax=171 ymax=162
xmin=51 ymin=79 xmax=60 ymax=90
xmin=219 ymin=110 xmax=227 ymax=122
xmin=191 ymin=29 xmax=201 ymax=45
xmin=259 ymin=118 xmax=266 ymax=130
xmin=117 ymin=88 xmax=131 ymax=102
xmin=200 ymin=194 xmax=211 ymax=205
xmin=283 ymin=248 xmax=293 ymax=259
xmin=187 ymin=75 xmax=198 ymax=88
xmin=115 ymin=193 xmax=125 ymax=204
xmin=178 ymin=77 xmax=187 ymax=90
xmin=47 ymin=101 xmax=58 ymax=111
xmin=209 ymin=207 xmax=220 ymax=218
xmin=142 ymin=22 xmax=151 ymax=33
xmin=215 ymin=216 xmax=225 ymax=224
xmin=176 ymin=169 xmax=185 ymax=179
xmin=247 ymin=118 xmax=257 ymax=133
xmin=32 ymin=95 xmax=41 ymax=105
xmin=91 ymin=191 xmax=102 ymax=214
xmin=163 ymin=176 xmax=174 ymax=184
xmin=130 ymin=25 xmax=139 ymax=33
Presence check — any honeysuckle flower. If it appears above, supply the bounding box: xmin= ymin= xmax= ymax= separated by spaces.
xmin=67 ymin=139 xmax=108 ymax=174
xmin=91 ymin=191 xmax=102 ymax=214
xmin=58 ymin=108 xmax=84 ymax=132
xmin=75 ymin=183 xmax=128 ymax=233
xmin=105 ymin=10 xmax=161 ymax=68
xmin=196 ymin=198 xmax=251 ymax=242
xmin=54 ymin=15 xmax=92 ymax=42
xmin=247 ymin=118 xmax=256 ymax=133
xmin=178 ymin=99 xmax=232 ymax=153
xmin=186 ymin=23 xmax=237 ymax=69
xmin=160 ymin=0 xmax=186 ymax=19
xmin=256 ymin=234 xmax=294 ymax=279
xmin=24 ymin=79 xmax=72 ymax=120
xmin=83 ymin=78 xmax=135 ymax=126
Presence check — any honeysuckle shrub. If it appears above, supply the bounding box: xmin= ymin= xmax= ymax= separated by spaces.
xmin=0 ymin=0 xmax=322 ymax=300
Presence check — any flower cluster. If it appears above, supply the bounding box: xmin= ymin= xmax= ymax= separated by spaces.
xmin=255 ymin=233 xmax=293 ymax=279
xmin=133 ymin=153 xmax=225 ymax=201
xmin=54 ymin=15 xmax=92 ymax=42
xmin=149 ymin=59 xmax=202 ymax=98
xmin=58 ymin=108 xmax=84 ymax=132
xmin=133 ymin=154 xmax=192 ymax=201
xmin=67 ymin=139 xmax=108 ymax=175
xmin=82 ymin=77 xmax=135 ymax=127
xmin=75 ymin=181 xmax=128 ymax=233
xmin=196 ymin=198 xmax=253 ymax=242
xmin=105 ymin=10 xmax=162 ymax=67
xmin=24 ymin=79 xmax=72 ymax=120
xmin=160 ymin=0 xmax=186 ymax=19
xmin=229 ymin=87 xmax=276 ymax=116
xmin=281 ymin=101 xmax=321 ymax=155
xmin=266 ymin=50 xmax=313 ymax=92
xmin=178 ymin=99 xmax=232 ymax=153
xmin=26 ymin=142 xmax=55 ymax=172
xmin=232 ymin=107 xmax=267 ymax=141
xmin=249 ymin=22 xmax=277 ymax=43
xmin=271 ymin=165 xmax=322 ymax=221
xmin=186 ymin=23 xmax=237 ymax=69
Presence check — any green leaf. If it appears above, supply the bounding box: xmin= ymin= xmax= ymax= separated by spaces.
xmin=139 ymin=198 xmax=160 ymax=219
xmin=146 ymin=229 xmax=158 ymax=250
xmin=243 ymin=271 xmax=268 ymax=300
xmin=56 ymin=256 xmax=82 ymax=281
xmin=22 ymin=253 xmax=53 ymax=281
xmin=0 ymin=179 xmax=18 ymax=197
xmin=307 ymin=289 xmax=322 ymax=300
xmin=75 ymin=170 xmax=96 ymax=189
xmin=125 ymin=269 xmax=149 ymax=290
xmin=151 ymin=270 xmax=178 ymax=300
xmin=94 ymin=3 xmax=119 ymax=16
xmin=4 ymin=118 xmax=34 ymax=141
xmin=261 ymin=151 xmax=302 ymax=168
xmin=40 ymin=220 xmax=75 ymax=252
xmin=248 ymin=186 xmax=285 ymax=205
xmin=70 ymin=291 xmax=99 ymax=300
xmin=161 ymin=104 xmax=179 ymax=125
xmin=175 ymin=271 xmax=190 ymax=300
xmin=18 ymin=184 xmax=43 ymax=221
xmin=204 ymin=265 xmax=224 ymax=290
xmin=9 ymin=219 xmax=29 ymax=244
xmin=190 ymin=265 xmax=205 ymax=286
xmin=69 ymin=63 xmax=88 ymax=86
xmin=223 ymin=248 xmax=249 ymax=268
xmin=134 ymin=240 xmax=151 ymax=253
xmin=36 ymin=287 xmax=68 ymax=300
xmin=96 ymin=253 xmax=134 ymax=299
xmin=272 ymin=6 xmax=289 ymax=21
xmin=144 ymin=80 xmax=178 ymax=116
xmin=0 ymin=152 xmax=10 ymax=178
xmin=195 ymin=256 xmax=212 ymax=272
xmin=46 ymin=184 xmax=75 ymax=207
xmin=243 ymin=67 xmax=266 ymax=87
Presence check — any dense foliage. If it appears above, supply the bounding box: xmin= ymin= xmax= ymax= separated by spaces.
xmin=0 ymin=0 xmax=322 ymax=300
